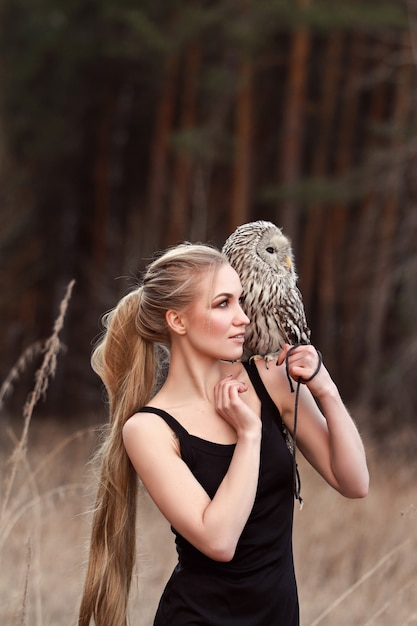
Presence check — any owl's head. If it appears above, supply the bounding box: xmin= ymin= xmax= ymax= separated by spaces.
xmin=222 ymin=220 xmax=295 ymax=276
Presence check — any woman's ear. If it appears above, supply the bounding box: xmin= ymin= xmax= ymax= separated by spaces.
xmin=165 ymin=309 xmax=187 ymax=336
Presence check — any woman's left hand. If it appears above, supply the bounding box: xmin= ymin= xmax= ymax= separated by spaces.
xmin=276 ymin=343 xmax=334 ymax=400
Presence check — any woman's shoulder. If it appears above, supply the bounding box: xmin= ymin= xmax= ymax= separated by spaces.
xmin=123 ymin=408 xmax=181 ymax=457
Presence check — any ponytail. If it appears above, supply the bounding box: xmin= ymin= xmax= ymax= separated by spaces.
xmin=79 ymin=289 xmax=156 ymax=626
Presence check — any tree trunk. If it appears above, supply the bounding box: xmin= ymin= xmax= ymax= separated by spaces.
xmin=145 ymin=56 xmax=180 ymax=256
xmin=230 ymin=56 xmax=253 ymax=232
xmin=278 ymin=0 xmax=311 ymax=241
xmin=167 ymin=43 xmax=201 ymax=245
xmin=92 ymin=90 xmax=114 ymax=274
xmin=300 ymin=34 xmax=345 ymax=318
xmin=360 ymin=33 xmax=413 ymax=404
xmin=318 ymin=32 xmax=368 ymax=377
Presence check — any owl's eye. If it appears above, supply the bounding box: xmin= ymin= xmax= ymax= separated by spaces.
xmin=265 ymin=246 xmax=275 ymax=254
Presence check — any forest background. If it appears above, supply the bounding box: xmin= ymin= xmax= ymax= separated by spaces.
xmin=0 ymin=0 xmax=416 ymax=624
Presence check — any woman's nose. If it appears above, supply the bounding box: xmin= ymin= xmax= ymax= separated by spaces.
xmin=238 ymin=309 xmax=250 ymax=325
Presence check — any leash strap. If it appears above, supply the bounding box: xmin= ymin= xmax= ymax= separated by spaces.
xmin=283 ymin=344 xmax=322 ymax=508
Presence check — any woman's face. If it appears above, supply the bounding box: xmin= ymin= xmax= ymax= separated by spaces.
xmin=182 ymin=263 xmax=250 ymax=362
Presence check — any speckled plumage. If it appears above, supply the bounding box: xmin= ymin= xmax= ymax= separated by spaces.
xmin=222 ymin=220 xmax=310 ymax=361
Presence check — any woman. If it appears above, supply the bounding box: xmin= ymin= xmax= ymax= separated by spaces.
xmin=78 ymin=243 xmax=369 ymax=626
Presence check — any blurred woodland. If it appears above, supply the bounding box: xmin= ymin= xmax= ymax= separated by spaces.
xmin=0 ymin=0 xmax=416 ymax=441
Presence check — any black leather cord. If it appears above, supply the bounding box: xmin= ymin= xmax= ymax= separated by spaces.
xmin=282 ymin=344 xmax=323 ymax=508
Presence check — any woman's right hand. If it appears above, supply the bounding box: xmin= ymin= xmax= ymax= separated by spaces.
xmin=214 ymin=375 xmax=261 ymax=438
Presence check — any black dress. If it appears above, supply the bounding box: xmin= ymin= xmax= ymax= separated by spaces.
xmin=138 ymin=361 xmax=299 ymax=626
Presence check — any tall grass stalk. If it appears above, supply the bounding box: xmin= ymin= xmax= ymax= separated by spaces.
xmin=14 ymin=538 xmax=31 ymax=626
xmin=363 ymin=575 xmax=417 ymax=625
xmin=0 ymin=280 xmax=75 ymax=625
xmin=0 ymin=341 xmax=45 ymax=411
xmin=0 ymin=422 xmax=93 ymax=624
xmin=0 ymin=426 xmax=94 ymax=550
xmin=0 ymin=279 xmax=75 ymax=522
xmin=309 ymin=537 xmax=412 ymax=625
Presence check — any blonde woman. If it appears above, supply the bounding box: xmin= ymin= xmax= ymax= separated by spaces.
xmin=78 ymin=243 xmax=368 ymax=626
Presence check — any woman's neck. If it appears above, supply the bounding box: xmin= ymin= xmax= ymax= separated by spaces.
xmin=156 ymin=353 xmax=245 ymax=407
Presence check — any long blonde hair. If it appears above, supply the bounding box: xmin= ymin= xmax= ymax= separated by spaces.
xmin=78 ymin=243 xmax=226 ymax=626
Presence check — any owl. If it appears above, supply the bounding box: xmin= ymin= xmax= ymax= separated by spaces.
xmin=222 ymin=220 xmax=310 ymax=362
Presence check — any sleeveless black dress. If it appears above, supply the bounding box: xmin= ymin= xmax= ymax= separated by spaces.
xmin=138 ymin=361 xmax=299 ymax=625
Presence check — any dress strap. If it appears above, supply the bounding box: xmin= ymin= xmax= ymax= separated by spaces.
xmin=243 ymin=360 xmax=289 ymax=437
xmin=137 ymin=406 xmax=189 ymax=436
xmin=243 ymin=361 xmax=281 ymax=419
xmin=137 ymin=406 xmax=194 ymax=466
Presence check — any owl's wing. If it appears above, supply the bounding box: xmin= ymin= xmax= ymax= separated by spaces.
xmin=281 ymin=286 xmax=311 ymax=346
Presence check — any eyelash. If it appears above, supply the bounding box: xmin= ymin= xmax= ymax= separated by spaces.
xmin=218 ymin=296 xmax=244 ymax=308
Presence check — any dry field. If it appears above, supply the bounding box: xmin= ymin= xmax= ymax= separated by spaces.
xmin=0 ymin=416 xmax=416 ymax=626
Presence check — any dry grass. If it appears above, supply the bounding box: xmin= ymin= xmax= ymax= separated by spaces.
xmin=293 ymin=443 xmax=417 ymax=626
xmin=0 ymin=419 xmax=415 ymax=626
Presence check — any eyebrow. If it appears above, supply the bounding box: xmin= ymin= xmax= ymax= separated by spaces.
xmin=212 ymin=291 xmax=242 ymax=303
xmin=212 ymin=292 xmax=233 ymax=301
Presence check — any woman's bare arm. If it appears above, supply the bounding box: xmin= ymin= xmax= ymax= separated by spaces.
xmin=258 ymin=345 xmax=369 ymax=498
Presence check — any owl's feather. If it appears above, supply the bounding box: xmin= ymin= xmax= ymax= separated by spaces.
xmin=222 ymin=220 xmax=310 ymax=361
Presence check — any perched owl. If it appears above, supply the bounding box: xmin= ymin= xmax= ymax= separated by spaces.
xmin=222 ymin=220 xmax=310 ymax=362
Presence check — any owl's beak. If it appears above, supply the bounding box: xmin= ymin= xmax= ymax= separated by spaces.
xmin=285 ymin=255 xmax=292 ymax=269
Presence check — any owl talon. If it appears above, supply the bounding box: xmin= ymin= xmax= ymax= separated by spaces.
xmin=249 ymin=353 xmax=279 ymax=369
xmin=264 ymin=352 xmax=280 ymax=369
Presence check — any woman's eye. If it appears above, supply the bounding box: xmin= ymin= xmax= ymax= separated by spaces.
xmin=218 ymin=299 xmax=228 ymax=307
xmin=238 ymin=296 xmax=245 ymax=305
